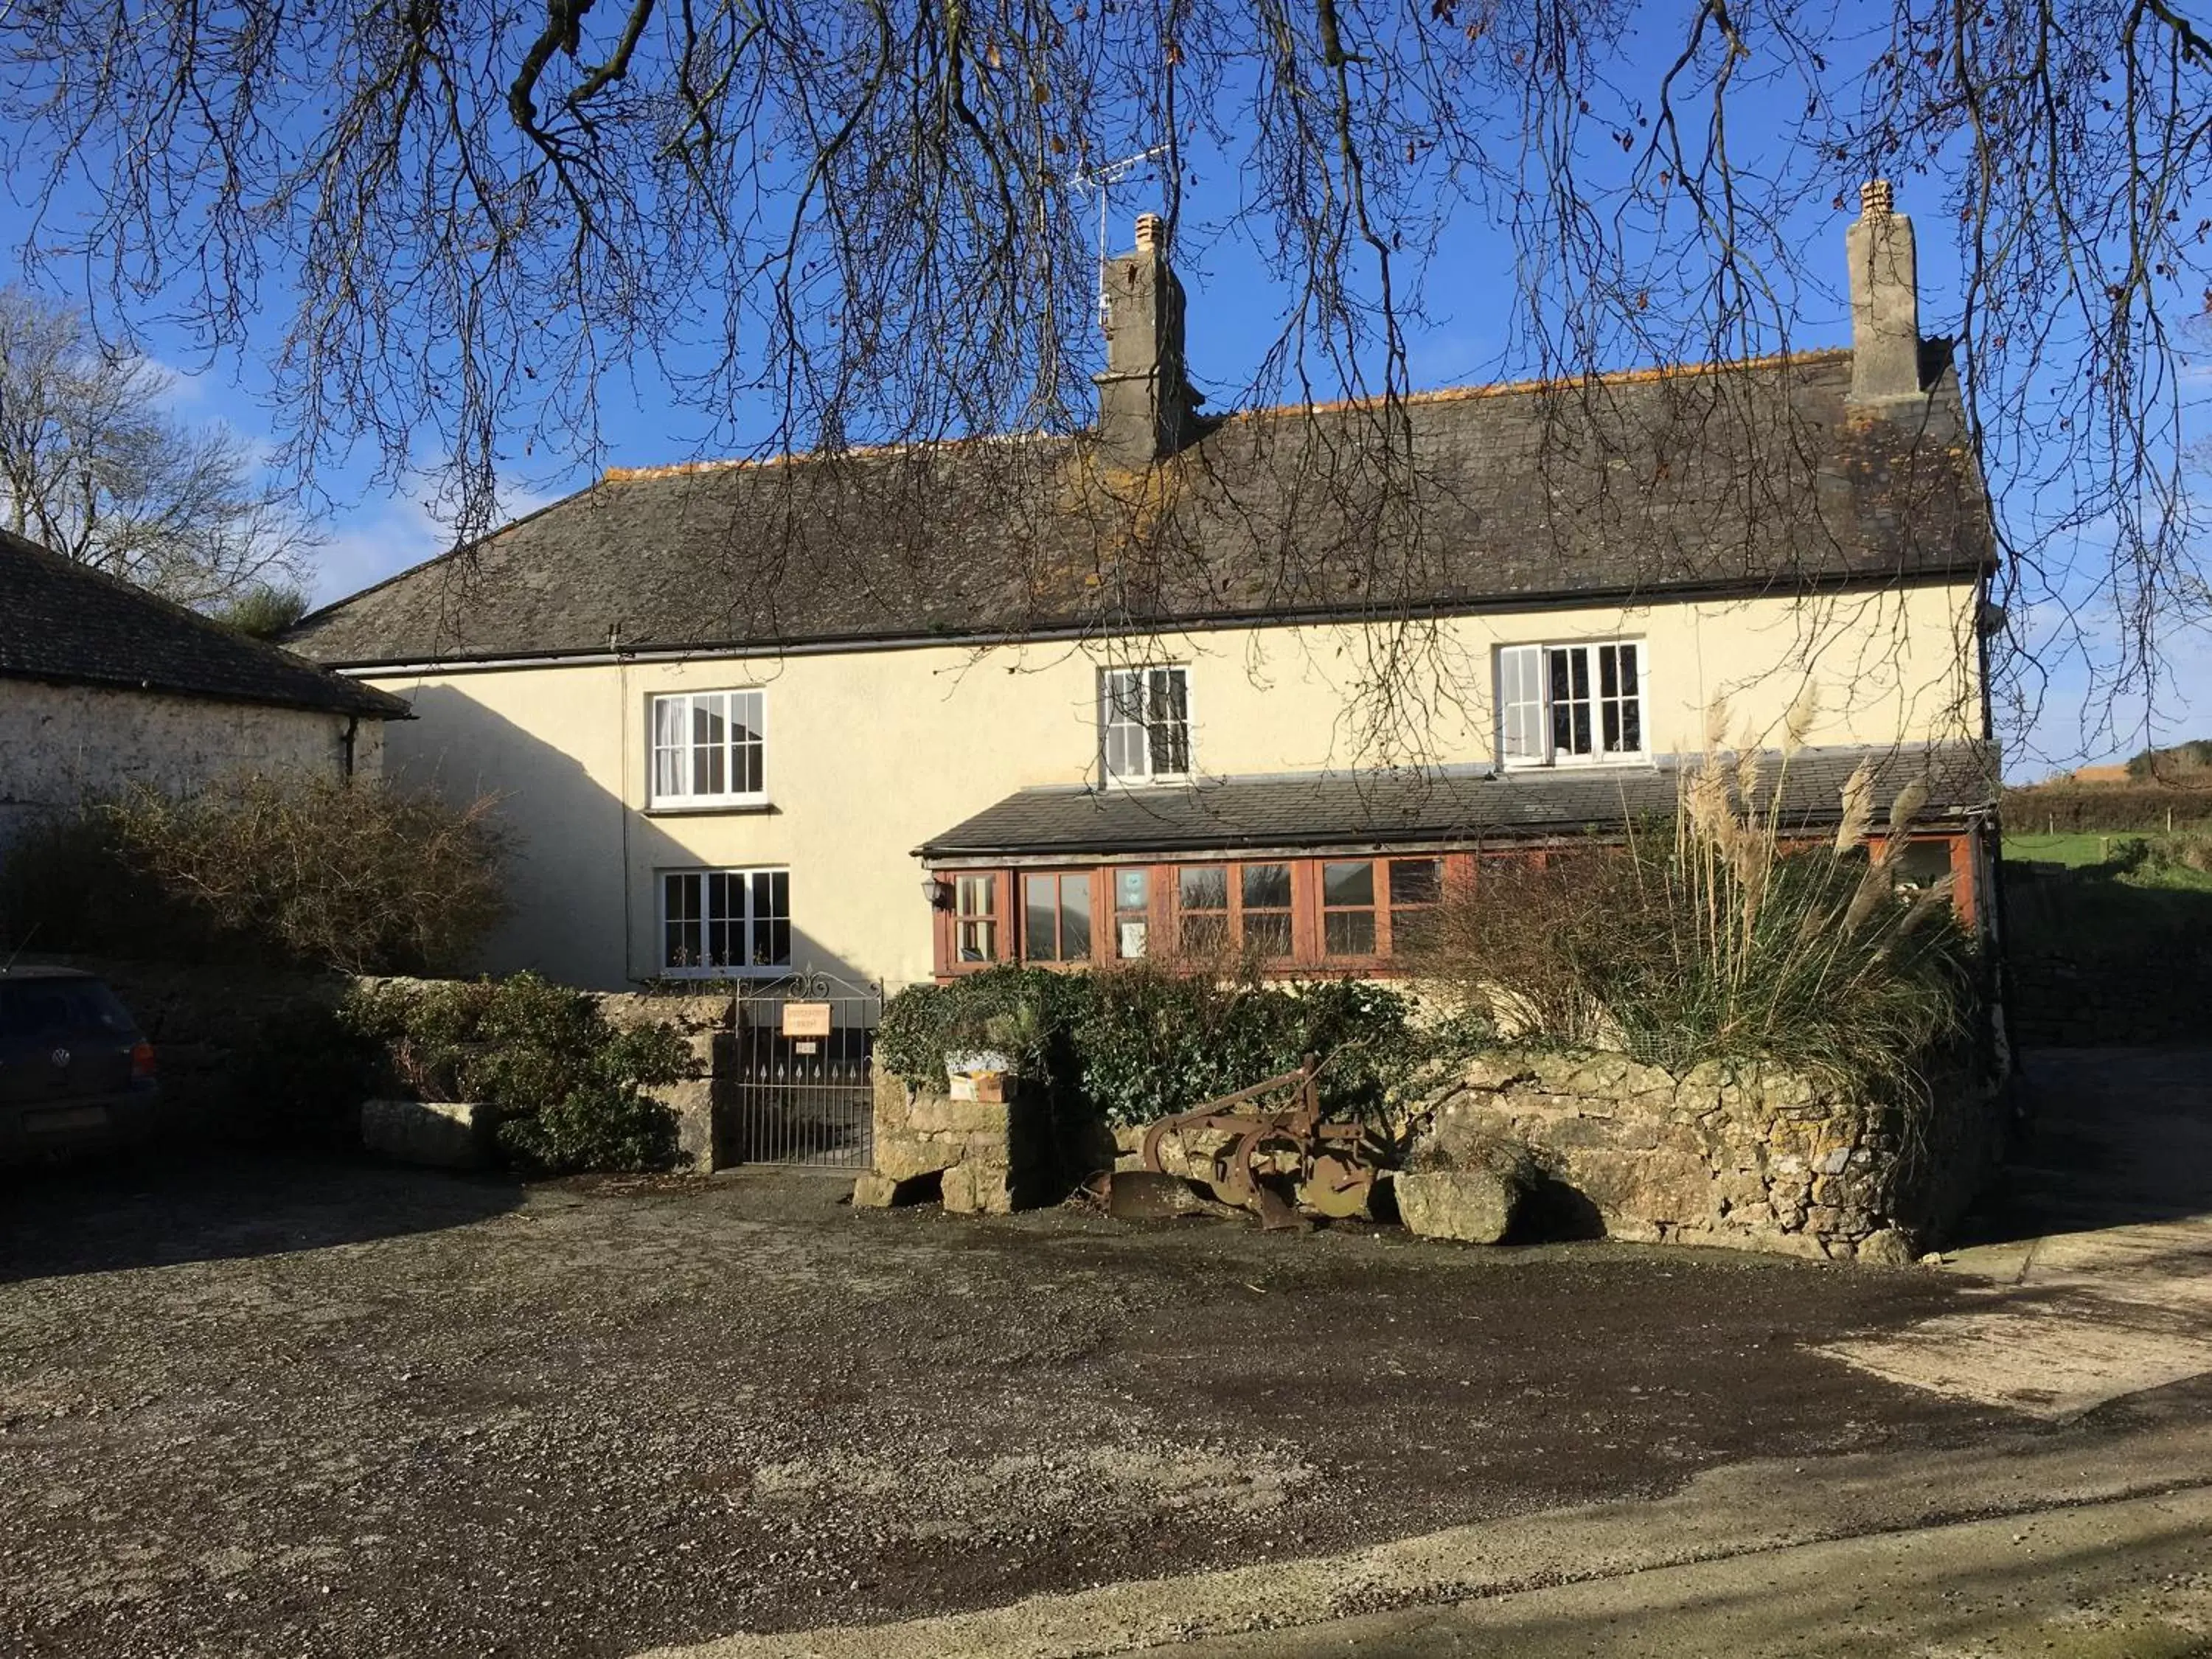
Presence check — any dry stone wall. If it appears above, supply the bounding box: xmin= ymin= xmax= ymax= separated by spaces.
xmin=27 ymin=957 xmax=735 ymax=1164
xmin=1417 ymin=1050 xmax=2004 ymax=1262
xmin=856 ymin=1071 xmax=1057 ymax=1214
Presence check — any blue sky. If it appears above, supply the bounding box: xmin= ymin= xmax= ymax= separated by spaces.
xmin=7 ymin=50 xmax=2202 ymax=780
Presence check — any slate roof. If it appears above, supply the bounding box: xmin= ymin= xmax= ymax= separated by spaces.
xmin=288 ymin=349 xmax=1994 ymax=668
xmin=916 ymin=742 xmax=1997 ymax=863
xmin=0 ymin=529 xmax=407 ymax=719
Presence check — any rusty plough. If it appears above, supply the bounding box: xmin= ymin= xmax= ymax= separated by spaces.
xmin=1134 ymin=1054 xmax=1383 ymax=1228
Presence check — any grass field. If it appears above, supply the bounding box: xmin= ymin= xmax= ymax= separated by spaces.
xmin=2004 ymin=832 xmax=2212 ymax=891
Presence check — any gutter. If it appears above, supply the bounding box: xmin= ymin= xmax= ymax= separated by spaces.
xmin=315 ymin=566 xmax=1990 ymax=679
xmin=916 ymin=806 xmax=1993 ymax=869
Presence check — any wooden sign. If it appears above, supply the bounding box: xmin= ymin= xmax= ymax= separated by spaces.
xmin=781 ymin=1001 xmax=832 ymax=1038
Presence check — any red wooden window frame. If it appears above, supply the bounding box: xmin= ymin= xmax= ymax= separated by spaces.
xmin=930 ymin=837 xmax=1978 ymax=979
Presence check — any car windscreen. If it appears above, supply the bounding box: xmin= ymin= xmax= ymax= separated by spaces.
xmin=0 ymin=980 xmax=137 ymax=1042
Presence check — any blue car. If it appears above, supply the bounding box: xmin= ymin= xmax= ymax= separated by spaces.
xmin=0 ymin=967 xmax=159 ymax=1161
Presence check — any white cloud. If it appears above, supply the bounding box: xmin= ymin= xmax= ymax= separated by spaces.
xmin=309 ymin=476 xmax=568 ymax=606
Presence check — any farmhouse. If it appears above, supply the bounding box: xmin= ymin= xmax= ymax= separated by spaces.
xmin=290 ymin=184 xmax=1999 ymax=993
xmin=0 ymin=529 xmax=406 ymax=849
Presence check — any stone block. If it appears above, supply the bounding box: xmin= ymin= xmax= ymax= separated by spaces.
xmin=872 ymin=1130 xmax=962 ymax=1184
xmin=1675 ymin=1057 xmax=1736 ymax=1115
xmin=1712 ymin=1170 xmax=1767 ymax=1214
xmin=362 ymin=1099 xmax=498 ymax=1169
xmin=1461 ymin=1054 xmax=1539 ymax=1093
xmin=942 ymin=1160 xmax=1013 ymax=1216
xmin=946 ymin=1097 xmax=1012 ymax=1137
xmin=873 ymin=1068 xmax=917 ymax=1130
xmin=1553 ymin=1147 xmax=1712 ymax=1226
xmin=849 ymin=1172 xmax=900 ymax=1208
xmin=1675 ymin=1225 xmax=1831 ymax=1262
xmin=1856 ymin=1227 xmax=1916 ymax=1267
xmin=659 ymin=1082 xmax=716 ymax=1172
xmin=850 ymin=1171 xmax=943 ymax=1208
xmin=1396 ymin=1169 xmax=1520 ymax=1245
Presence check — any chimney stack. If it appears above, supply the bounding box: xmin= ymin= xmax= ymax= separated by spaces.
xmin=1093 ymin=214 xmax=1200 ymax=467
xmin=1846 ymin=179 xmax=1925 ymax=407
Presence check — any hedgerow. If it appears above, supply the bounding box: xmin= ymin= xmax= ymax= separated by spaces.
xmin=344 ymin=973 xmax=692 ymax=1175
xmin=877 ymin=962 xmax=1481 ymax=1129
xmin=0 ymin=773 xmax=509 ymax=975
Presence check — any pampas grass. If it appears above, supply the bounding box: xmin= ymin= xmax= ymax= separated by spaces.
xmin=1412 ymin=690 xmax=1975 ymax=1105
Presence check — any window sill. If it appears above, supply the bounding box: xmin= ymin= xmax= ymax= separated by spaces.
xmin=654 ymin=964 xmax=796 ymax=981
xmin=644 ymin=800 xmax=778 ymax=818
xmin=1498 ymin=756 xmax=1655 ymax=773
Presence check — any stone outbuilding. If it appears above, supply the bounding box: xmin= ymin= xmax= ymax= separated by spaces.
xmin=0 ymin=529 xmax=408 ymax=847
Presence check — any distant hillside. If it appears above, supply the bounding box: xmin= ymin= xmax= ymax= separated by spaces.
xmin=2126 ymin=739 xmax=2212 ymax=785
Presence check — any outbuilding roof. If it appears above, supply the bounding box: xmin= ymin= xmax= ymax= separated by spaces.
xmin=916 ymin=742 xmax=1997 ymax=864
xmin=287 ymin=349 xmax=1993 ymax=669
xmin=0 ymin=530 xmax=408 ymax=719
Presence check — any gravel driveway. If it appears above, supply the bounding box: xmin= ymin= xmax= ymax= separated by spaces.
xmin=1 ymin=1155 xmax=2004 ymax=1658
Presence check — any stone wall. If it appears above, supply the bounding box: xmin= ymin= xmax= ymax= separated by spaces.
xmin=855 ymin=1071 xmax=1055 ymax=1214
xmin=597 ymin=992 xmax=737 ymax=1170
xmin=1417 ymin=1050 xmax=2006 ymax=1261
xmin=2007 ymin=950 xmax=2212 ymax=1047
xmin=0 ymin=679 xmax=380 ymax=851
xmin=25 ymin=956 xmax=737 ymax=1164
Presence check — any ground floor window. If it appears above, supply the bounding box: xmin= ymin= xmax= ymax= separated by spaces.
xmin=662 ymin=868 xmax=790 ymax=975
xmin=1177 ymin=866 xmax=1230 ymax=953
xmin=1388 ymin=858 xmax=1444 ymax=950
xmin=931 ymin=833 xmax=1981 ymax=978
xmin=1113 ymin=869 xmax=1150 ymax=959
xmin=1321 ymin=861 xmax=1377 ymax=956
xmin=955 ymin=874 xmax=998 ymax=963
xmin=937 ymin=852 xmax=1464 ymax=976
xmin=1024 ymin=872 xmax=1093 ymax=962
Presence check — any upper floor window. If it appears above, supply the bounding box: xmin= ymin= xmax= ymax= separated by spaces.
xmin=1100 ymin=667 xmax=1192 ymax=784
xmin=651 ymin=689 xmax=765 ymax=807
xmin=1498 ymin=641 xmax=1644 ymax=767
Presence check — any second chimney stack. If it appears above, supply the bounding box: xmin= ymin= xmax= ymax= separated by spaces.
xmin=1093 ymin=214 xmax=1200 ymax=467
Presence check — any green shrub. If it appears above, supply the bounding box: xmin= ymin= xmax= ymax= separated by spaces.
xmin=0 ymin=773 xmax=509 ymax=975
xmin=1411 ymin=748 xmax=1977 ymax=1102
xmin=877 ymin=962 xmax=1479 ymax=1130
xmin=343 ymin=972 xmax=692 ymax=1175
xmin=1071 ymin=966 xmax=1434 ymax=1127
xmin=874 ymin=965 xmax=1095 ymax=1089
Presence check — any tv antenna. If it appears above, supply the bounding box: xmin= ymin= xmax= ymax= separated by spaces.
xmin=1066 ymin=145 xmax=1169 ymax=327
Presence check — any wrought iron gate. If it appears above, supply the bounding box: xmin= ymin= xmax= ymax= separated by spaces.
xmin=727 ymin=973 xmax=880 ymax=1168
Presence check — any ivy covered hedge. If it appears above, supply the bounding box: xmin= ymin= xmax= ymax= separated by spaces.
xmin=345 ymin=973 xmax=693 ymax=1175
xmin=237 ymin=973 xmax=695 ymax=1174
xmin=877 ymin=964 xmax=1481 ymax=1129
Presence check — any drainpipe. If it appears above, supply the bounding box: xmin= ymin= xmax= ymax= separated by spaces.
xmin=340 ymin=714 xmax=360 ymax=782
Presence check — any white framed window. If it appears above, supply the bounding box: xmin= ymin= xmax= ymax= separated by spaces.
xmin=1498 ymin=641 xmax=1645 ymax=767
xmin=650 ymin=689 xmax=766 ymax=807
xmin=1100 ymin=666 xmax=1192 ymax=784
xmin=661 ymin=869 xmax=790 ymax=975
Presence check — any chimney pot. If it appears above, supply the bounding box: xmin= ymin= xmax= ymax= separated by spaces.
xmin=1860 ymin=178 xmax=1894 ymax=219
xmin=1134 ymin=212 xmax=1165 ymax=253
